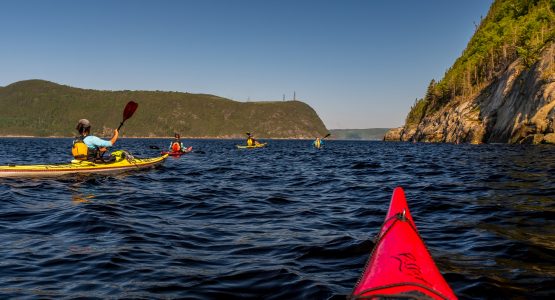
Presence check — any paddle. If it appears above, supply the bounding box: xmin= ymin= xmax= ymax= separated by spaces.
xmin=323 ymin=133 xmax=331 ymax=139
xmin=117 ymin=101 xmax=139 ymax=131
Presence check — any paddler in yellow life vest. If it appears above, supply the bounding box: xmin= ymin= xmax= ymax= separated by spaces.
xmin=72 ymin=119 xmax=119 ymax=161
xmin=314 ymin=137 xmax=323 ymax=149
xmin=246 ymin=132 xmax=260 ymax=146
xmin=169 ymin=133 xmax=185 ymax=152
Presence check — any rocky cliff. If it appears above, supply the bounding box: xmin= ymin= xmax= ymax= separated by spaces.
xmin=386 ymin=0 xmax=555 ymax=144
xmin=391 ymin=44 xmax=555 ymax=144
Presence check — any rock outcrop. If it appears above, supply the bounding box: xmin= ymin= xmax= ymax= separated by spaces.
xmin=386 ymin=43 xmax=555 ymax=144
xmin=383 ymin=127 xmax=403 ymax=141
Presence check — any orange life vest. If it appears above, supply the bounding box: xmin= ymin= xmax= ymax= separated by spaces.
xmin=171 ymin=142 xmax=181 ymax=152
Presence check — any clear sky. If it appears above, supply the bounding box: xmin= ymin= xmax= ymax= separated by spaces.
xmin=0 ymin=0 xmax=492 ymax=129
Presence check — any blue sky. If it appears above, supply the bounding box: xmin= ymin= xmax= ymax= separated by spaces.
xmin=0 ymin=0 xmax=492 ymax=129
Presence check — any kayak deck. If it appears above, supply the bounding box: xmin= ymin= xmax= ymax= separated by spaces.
xmin=236 ymin=143 xmax=267 ymax=149
xmin=0 ymin=154 xmax=168 ymax=178
xmin=351 ymin=187 xmax=457 ymax=299
xmin=162 ymin=146 xmax=193 ymax=156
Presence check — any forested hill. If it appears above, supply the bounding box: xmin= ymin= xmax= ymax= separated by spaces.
xmin=0 ymin=80 xmax=328 ymax=138
xmin=386 ymin=0 xmax=555 ymax=144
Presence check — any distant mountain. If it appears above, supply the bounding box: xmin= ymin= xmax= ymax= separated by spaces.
xmin=329 ymin=128 xmax=390 ymax=140
xmin=0 ymin=80 xmax=328 ymax=138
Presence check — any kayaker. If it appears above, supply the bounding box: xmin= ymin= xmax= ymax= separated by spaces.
xmin=314 ymin=137 xmax=324 ymax=149
xmin=72 ymin=119 xmax=119 ymax=161
xmin=246 ymin=133 xmax=258 ymax=146
xmin=170 ymin=133 xmax=185 ymax=152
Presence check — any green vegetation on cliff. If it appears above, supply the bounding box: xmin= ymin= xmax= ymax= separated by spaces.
xmin=408 ymin=0 xmax=555 ymax=123
xmin=0 ymin=80 xmax=328 ymax=138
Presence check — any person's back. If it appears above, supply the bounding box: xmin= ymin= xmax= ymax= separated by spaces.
xmin=72 ymin=119 xmax=118 ymax=161
xmin=314 ymin=138 xmax=323 ymax=149
xmin=170 ymin=134 xmax=183 ymax=152
xmin=171 ymin=140 xmax=182 ymax=152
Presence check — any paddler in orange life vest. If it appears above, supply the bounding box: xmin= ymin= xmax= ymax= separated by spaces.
xmin=72 ymin=119 xmax=119 ymax=161
xmin=169 ymin=133 xmax=185 ymax=152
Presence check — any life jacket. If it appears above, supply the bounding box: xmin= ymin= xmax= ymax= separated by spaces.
xmin=171 ymin=141 xmax=181 ymax=152
xmin=247 ymin=137 xmax=254 ymax=146
xmin=72 ymin=136 xmax=102 ymax=161
xmin=314 ymin=139 xmax=321 ymax=148
xmin=72 ymin=136 xmax=89 ymax=161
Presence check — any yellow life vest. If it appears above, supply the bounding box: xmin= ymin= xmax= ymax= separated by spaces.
xmin=247 ymin=138 xmax=254 ymax=146
xmin=314 ymin=139 xmax=321 ymax=148
xmin=72 ymin=137 xmax=89 ymax=161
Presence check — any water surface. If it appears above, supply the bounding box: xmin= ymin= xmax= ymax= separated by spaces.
xmin=0 ymin=138 xmax=553 ymax=299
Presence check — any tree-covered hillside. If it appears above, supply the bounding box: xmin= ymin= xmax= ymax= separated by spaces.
xmin=0 ymin=80 xmax=328 ymax=138
xmin=406 ymin=0 xmax=555 ymax=125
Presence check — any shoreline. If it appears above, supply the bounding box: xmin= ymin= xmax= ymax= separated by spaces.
xmin=0 ymin=135 xmax=322 ymax=140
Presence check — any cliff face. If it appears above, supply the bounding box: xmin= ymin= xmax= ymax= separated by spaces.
xmin=482 ymin=44 xmax=555 ymax=144
xmin=391 ymin=43 xmax=555 ymax=144
xmin=386 ymin=0 xmax=555 ymax=144
xmin=0 ymin=80 xmax=328 ymax=138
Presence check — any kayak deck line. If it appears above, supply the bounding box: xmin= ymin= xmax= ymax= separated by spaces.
xmin=351 ymin=187 xmax=457 ymax=300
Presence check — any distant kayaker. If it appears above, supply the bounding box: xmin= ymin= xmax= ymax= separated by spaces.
xmin=72 ymin=119 xmax=119 ymax=161
xmin=246 ymin=133 xmax=258 ymax=146
xmin=314 ymin=137 xmax=324 ymax=149
xmin=170 ymin=133 xmax=185 ymax=152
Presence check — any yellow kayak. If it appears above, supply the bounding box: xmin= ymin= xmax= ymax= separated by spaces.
xmin=0 ymin=154 xmax=168 ymax=178
xmin=236 ymin=143 xmax=267 ymax=149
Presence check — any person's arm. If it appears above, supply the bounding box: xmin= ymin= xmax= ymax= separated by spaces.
xmin=84 ymin=136 xmax=113 ymax=152
xmin=110 ymin=129 xmax=119 ymax=145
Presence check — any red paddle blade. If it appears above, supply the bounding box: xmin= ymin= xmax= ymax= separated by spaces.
xmin=123 ymin=101 xmax=138 ymax=121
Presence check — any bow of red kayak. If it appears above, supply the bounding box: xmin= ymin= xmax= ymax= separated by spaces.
xmin=351 ymin=187 xmax=457 ymax=300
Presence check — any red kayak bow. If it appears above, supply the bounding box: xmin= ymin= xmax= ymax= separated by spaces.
xmin=351 ymin=187 xmax=457 ymax=299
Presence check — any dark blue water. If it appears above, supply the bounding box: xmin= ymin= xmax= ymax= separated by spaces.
xmin=0 ymin=138 xmax=553 ymax=299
